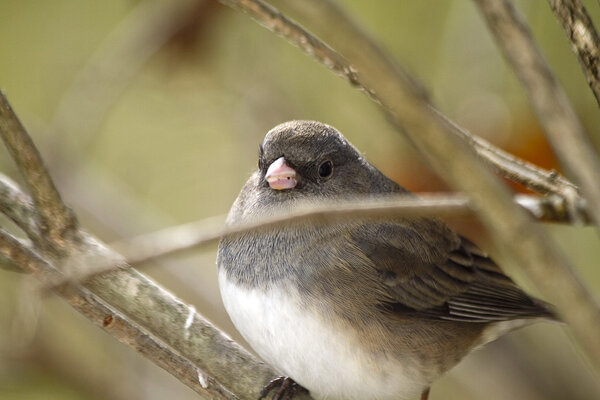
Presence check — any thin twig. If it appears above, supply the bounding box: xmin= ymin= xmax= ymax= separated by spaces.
xmin=219 ymin=0 xmax=376 ymax=98
xmin=547 ymin=0 xmax=600 ymax=107
xmin=473 ymin=0 xmax=600 ymax=228
xmin=220 ymin=0 xmax=600 ymax=376
xmin=0 ymin=91 xmax=78 ymax=254
xmin=113 ymin=193 xmax=589 ymax=266
xmin=271 ymin=0 xmax=580 ymax=199
xmin=117 ymin=195 xmax=472 ymax=265
xmin=3 ymin=188 xmax=584 ymax=290
xmin=514 ymin=194 xmax=589 ymax=223
xmin=430 ymin=109 xmax=579 ymax=197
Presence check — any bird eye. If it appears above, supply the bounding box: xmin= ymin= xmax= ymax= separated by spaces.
xmin=318 ymin=160 xmax=333 ymax=178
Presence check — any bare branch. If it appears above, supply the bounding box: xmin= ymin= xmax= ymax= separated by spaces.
xmin=514 ymin=194 xmax=589 ymax=223
xmin=22 ymin=192 xmax=585 ymax=293
xmin=219 ymin=0 xmax=375 ymax=98
xmin=473 ymin=0 xmax=600 ymax=228
xmin=0 ymin=222 xmax=293 ymax=399
xmin=0 ymin=92 xmax=311 ymax=399
xmin=0 ymin=173 xmax=40 ymax=243
xmin=0 ymin=91 xmax=78 ymax=254
xmin=430 ymin=109 xmax=579 ymax=197
xmin=75 ymin=236 xmax=310 ymax=400
xmin=270 ymin=0 xmax=580 ymax=200
xmin=547 ymin=0 xmax=600 ymax=107
xmin=0 ymin=230 xmax=32 ymax=272
xmin=116 ymin=195 xmax=470 ymax=265
xmin=113 ymin=193 xmax=590 ymax=267
xmin=0 ymin=229 xmax=232 ymax=399
xmin=220 ymin=0 xmax=600 ymax=374
xmin=0 ymin=229 xmax=57 ymax=280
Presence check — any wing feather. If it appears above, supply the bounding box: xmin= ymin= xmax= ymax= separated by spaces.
xmin=351 ymin=220 xmax=554 ymax=322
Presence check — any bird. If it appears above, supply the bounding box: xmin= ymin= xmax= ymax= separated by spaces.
xmin=217 ymin=120 xmax=555 ymax=400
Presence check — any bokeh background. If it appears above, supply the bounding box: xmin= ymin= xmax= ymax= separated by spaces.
xmin=1 ymin=0 xmax=600 ymax=399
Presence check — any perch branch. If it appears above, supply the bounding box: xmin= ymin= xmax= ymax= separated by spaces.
xmin=0 ymin=91 xmax=78 ymax=254
xmin=1 ymin=223 xmax=293 ymax=399
xmin=547 ymin=0 xmax=600 ymax=107
xmin=0 ymin=228 xmax=233 ymax=400
xmin=0 ymin=93 xmax=312 ymax=400
xmin=474 ymin=0 xmax=600 ymax=228
xmin=220 ymin=0 xmax=600 ymax=374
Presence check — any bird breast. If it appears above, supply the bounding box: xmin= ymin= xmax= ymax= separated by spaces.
xmin=218 ymin=268 xmax=428 ymax=400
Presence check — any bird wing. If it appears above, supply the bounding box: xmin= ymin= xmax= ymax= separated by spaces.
xmin=351 ymin=219 xmax=554 ymax=322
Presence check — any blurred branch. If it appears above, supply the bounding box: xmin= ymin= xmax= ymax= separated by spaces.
xmin=431 ymin=109 xmax=580 ymax=197
xmin=116 ymin=195 xmax=469 ymax=265
xmin=113 ymin=193 xmax=588 ymax=267
xmin=0 ymin=94 xmax=308 ymax=400
xmin=0 ymin=173 xmax=40 ymax=244
xmin=0 ymin=92 xmax=78 ymax=254
xmin=219 ymin=0 xmax=600 ymax=376
xmin=273 ymin=0 xmax=582 ymax=201
xmin=473 ymin=0 xmax=600 ymax=228
xmin=0 ymin=229 xmax=32 ymax=273
xmin=547 ymin=0 xmax=600 ymax=107
xmin=219 ymin=0 xmax=376 ymax=97
xmin=9 ymin=189 xmax=585 ymax=291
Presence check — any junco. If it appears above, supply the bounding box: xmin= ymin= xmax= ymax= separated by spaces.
xmin=217 ymin=121 xmax=555 ymax=400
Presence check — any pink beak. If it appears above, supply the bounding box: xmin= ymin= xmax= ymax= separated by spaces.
xmin=265 ymin=157 xmax=297 ymax=190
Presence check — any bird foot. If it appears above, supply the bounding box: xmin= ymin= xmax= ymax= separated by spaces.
xmin=259 ymin=376 xmax=307 ymax=400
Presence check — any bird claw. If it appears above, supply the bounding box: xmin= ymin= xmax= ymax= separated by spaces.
xmin=259 ymin=376 xmax=307 ymax=400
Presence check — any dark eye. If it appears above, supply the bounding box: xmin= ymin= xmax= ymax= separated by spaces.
xmin=318 ymin=160 xmax=333 ymax=178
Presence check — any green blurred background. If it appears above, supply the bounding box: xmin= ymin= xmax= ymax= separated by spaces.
xmin=1 ymin=0 xmax=600 ymax=399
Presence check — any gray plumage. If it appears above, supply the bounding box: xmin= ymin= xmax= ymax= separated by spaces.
xmin=217 ymin=120 xmax=554 ymax=400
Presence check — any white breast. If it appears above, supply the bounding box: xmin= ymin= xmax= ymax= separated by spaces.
xmin=218 ymin=269 xmax=426 ymax=400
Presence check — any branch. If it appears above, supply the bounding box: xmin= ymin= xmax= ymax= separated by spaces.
xmin=0 ymin=228 xmax=232 ymax=399
xmin=0 ymin=91 xmax=78 ymax=254
xmin=0 ymin=173 xmax=40 ymax=244
xmin=0 ymin=230 xmax=31 ymax=272
xmin=473 ymin=0 xmax=600 ymax=228
xmin=0 ymin=207 xmax=294 ymax=400
xmin=0 ymin=94 xmax=310 ymax=400
xmin=117 ymin=195 xmax=469 ymax=265
xmin=430 ymin=109 xmax=579 ymax=197
xmin=113 ymin=193 xmax=589 ymax=267
xmin=5 ymin=190 xmax=582 ymax=291
xmin=219 ymin=0 xmax=600 ymax=375
xmin=270 ymin=0 xmax=580 ymax=200
xmin=547 ymin=0 xmax=600 ymax=107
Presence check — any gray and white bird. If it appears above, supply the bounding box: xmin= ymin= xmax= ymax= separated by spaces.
xmin=217 ymin=120 xmax=554 ymax=400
